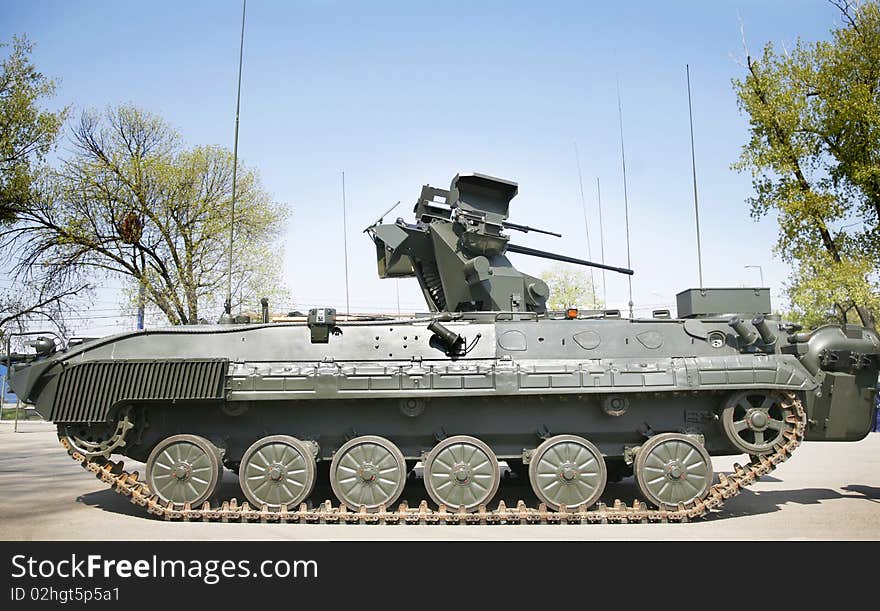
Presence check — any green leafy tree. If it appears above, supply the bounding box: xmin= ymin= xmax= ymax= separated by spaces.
xmin=0 ymin=35 xmax=67 ymax=224
xmin=0 ymin=36 xmax=82 ymax=342
xmin=4 ymin=104 xmax=289 ymax=325
xmin=732 ymin=0 xmax=879 ymax=330
xmin=539 ymin=264 xmax=602 ymax=311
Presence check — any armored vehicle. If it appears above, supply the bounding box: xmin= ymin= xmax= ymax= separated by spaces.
xmin=6 ymin=173 xmax=879 ymax=523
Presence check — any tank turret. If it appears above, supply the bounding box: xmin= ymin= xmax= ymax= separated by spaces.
xmin=367 ymin=172 xmax=632 ymax=314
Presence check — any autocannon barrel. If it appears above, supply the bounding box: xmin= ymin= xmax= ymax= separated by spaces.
xmin=506 ymin=243 xmax=634 ymax=275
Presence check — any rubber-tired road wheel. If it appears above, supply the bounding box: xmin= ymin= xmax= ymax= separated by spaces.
xmin=424 ymin=435 xmax=500 ymax=511
xmin=238 ymin=435 xmax=316 ymax=509
xmin=635 ymin=433 xmax=713 ymax=510
xmin=146 ymin=434 xmax=222 ymax=506
xmin=330 ymin=435 xmax=407 ymax=511
xmin=529 ymin=434 xmax=607 ymax=510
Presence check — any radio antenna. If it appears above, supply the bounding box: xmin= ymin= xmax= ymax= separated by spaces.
xmin=574 ymin=141 xmax=596 ymax=308
xmin=365 ymin=200 xmax=401 ymax=231
xmin=617 ymin=75 xmax=634 ymax=319
xmin=224 ymin=0 xmax=247 ymax=318
xmin=596 ymin=177 xmax=607 ymax=305
xmin=686 ymin=64 xmax=704 ymax=290
xmin=341 ymin=171 xmax=351 ymax=317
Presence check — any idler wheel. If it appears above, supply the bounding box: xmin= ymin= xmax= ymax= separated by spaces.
xmin=424 ymin=435 xmax=500 ymax=511
xmin=146 ymin=434 xmax=222 ymax=506
xmin=238 ymin=435 xmax=316 ymax=509
xmin=528 ymin=435 xmax=607 ymax=510
xmin=721 ymin=391 xmax=789 ymax=455
xmin=330 ymin=435 xmax=407 ymax=511
xmin=635 ymin=433 xmax=713 ymax=510
xmin=61 ymin=406 xmax=134 ymax=458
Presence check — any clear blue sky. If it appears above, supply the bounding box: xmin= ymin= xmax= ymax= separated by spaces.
xmin=1 ymin=1 xmax=845 ymax=333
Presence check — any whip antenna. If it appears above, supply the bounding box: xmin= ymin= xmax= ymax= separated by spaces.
xmin=342 ymin=171 xmax=351 ymax=317
xmin=687 ymin=64 xmax=704 ymax=290
xmin=574 ymin=141 xmax=597 ymax=308
xmin=617 ymin=76 xmax=634 ymax=319
xmin=596 ymin=177 xmax=607 ymax=305
xmin=225 ymin=0 xmax=247 ymax=317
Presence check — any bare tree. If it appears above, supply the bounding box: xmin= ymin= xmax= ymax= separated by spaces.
xmin=2 ymin=105 xmax=289 ymax=326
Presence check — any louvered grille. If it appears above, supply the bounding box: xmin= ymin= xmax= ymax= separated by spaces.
xmin=51 ymin=359 xmax=227 ymax=423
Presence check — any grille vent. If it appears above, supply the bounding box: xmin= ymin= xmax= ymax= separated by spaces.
xmin=51 ymin=359 xmax=227 ymax=423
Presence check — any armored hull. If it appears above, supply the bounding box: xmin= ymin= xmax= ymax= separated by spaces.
xmin=7 ymin=173 xmax=879 ymax=521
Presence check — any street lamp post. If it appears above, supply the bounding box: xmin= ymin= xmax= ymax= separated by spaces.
xmin=744 ymin=265 xmax=764 ymax=287
xmin=0 ymin=369 xmax=6 ymax=421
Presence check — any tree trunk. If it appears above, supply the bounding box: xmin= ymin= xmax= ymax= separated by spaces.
xmin=855 ymin=304 xmax=877 ymax=332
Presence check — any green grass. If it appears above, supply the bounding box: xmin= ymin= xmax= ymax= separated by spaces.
xmin=0 ymin=406 xmax=43 ymax=421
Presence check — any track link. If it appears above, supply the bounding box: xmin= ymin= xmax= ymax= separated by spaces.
xmin=59 ymin=392 xmax=806 ymax=524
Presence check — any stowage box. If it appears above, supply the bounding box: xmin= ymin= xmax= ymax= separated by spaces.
xmin=676 ymin=288 xmax=771 ymax=318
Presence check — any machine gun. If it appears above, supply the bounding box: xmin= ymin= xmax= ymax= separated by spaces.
xmin=366 ymin=172 xmax=633 ymax=314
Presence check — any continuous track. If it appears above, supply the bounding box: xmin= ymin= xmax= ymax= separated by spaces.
xmin=59 ymin=392 xmax=805 ymax=524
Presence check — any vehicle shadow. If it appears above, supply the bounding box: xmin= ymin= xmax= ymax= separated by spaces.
xmin=76 ymin=471 xmax=244 ymax=519
xmin=841 ymin=485 xmax=880 ymax=503
xmin=706 ymin=484 xmax=880 ymax=520
xmin=76 ymin=489 xmax=149 ymax=518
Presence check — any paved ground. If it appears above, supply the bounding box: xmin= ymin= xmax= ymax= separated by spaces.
xmin=1 ymin=421 xmax=878 ymax=540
